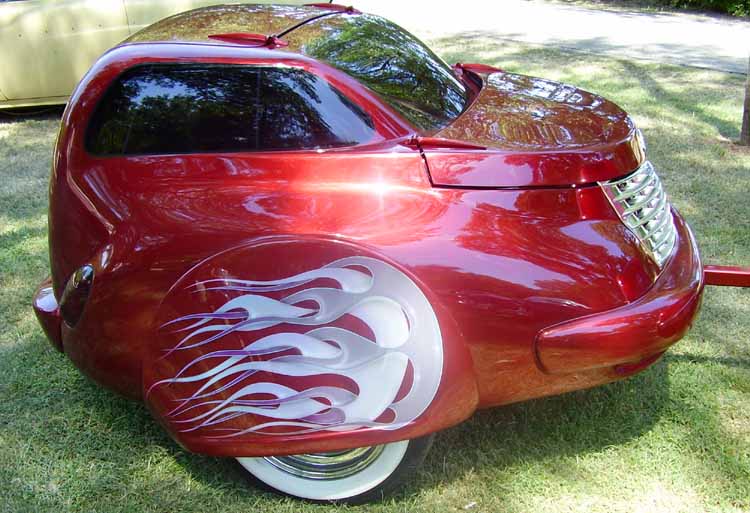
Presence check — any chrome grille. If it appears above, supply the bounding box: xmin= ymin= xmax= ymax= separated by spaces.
xmin=601 ymin=161 xmax=676 ymax=267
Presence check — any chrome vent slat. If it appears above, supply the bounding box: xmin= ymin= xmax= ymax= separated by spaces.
xmin=648 ymin=214 xmax=675 ymax=248
xmin=652 ymin=231 xmax=677 ymax=261
xmin=613 ymin=169 xmax=658 ymax=201
xmin=626 ymin=191 xmax=668 ymax=229
xmin=600 ymin=161 xmax=677 ymax=268
xmin=646 ymin=207 xmax=674 ymax=238
xmin=651 ymin=224 xmax=676 ymax=252
xmin=620 ymin=177 xmax=662 ymax=214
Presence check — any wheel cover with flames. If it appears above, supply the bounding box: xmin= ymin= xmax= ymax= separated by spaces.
xmin=148 ymin=245 xmax=443 ymax=441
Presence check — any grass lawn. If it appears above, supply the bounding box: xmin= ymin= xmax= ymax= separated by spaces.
xmin=1 ymin=39 xmax=749 ymax=513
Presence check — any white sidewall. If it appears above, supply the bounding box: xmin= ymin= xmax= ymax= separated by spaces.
xmin=237 ymin=440 xmax=409 ymax=500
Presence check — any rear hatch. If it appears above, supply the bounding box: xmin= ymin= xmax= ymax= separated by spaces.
xmin=425 ymin=70 xmax=645 ymax=188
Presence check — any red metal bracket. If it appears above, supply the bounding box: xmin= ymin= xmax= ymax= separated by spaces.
xmin=208 ymin=33 xmax=288 ymax=49
xmin=304 ymin=3 xmax=360 ymax=13
xmin=704 ymin=265 xmax=750 ymax=287
xmin=402 ymin=136 xmax=487 ymax=151
xmin=454 ymin=62 xmax=504 ymax=74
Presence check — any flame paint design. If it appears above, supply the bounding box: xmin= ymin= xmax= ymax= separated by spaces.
xmin=152 ymin=257 xmax=443 ymax=437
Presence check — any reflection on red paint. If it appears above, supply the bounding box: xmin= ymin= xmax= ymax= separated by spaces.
xmin=33 ymin=34 xmax=704 ymax=458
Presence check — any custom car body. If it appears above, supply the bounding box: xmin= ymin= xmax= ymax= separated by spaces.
xmin=31 ymin=3 xmax=748 ymax=503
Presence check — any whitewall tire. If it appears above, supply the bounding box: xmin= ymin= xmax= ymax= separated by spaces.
xmin=237 ymin=435 xmax=434 ymax=503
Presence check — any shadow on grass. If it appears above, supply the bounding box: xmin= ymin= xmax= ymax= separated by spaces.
xmin=433 ymin=24 xmax=747 ymax=75
xmin=0 ymin=106 xmax=64 ymax=123
xmin=0 ymin=331 xmax=672 ymax=510
xmin=0 ymin=337 xmax=272 ymax=511
xmin=617 ymin=59 xmax=739 ymax=140
xmin=0 ymin=110 xmax=61 ymax=227
xmin=668 ymin=352 xmax=750 ymax=370
xmin=5 ymin=318 xmax=747 ymax=510
xmin=412 ymin=363 xmax=670 ymax=493
xmin=0 ymin=223 xmax=47 ymax=252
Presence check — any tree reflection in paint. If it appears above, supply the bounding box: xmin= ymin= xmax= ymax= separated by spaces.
xmin=301 ymin=14 xmax=468 ymax=131
xmin=87 ymin=65 xmax=378 ymax=156
xmin=123 ymin=5 xmax=469 ymax=133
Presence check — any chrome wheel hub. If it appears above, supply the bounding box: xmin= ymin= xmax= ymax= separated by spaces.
xmin=264 ymin=445 xmax=385 ymax=480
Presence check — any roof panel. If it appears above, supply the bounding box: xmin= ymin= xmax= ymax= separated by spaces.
xmin=125 ymin=4 xmax=326 ymax=46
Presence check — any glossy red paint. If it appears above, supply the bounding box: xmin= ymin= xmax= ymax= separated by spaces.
xmin=703 ymin=264 xmax=750 ymax=287
xmin=34 ymin=6 xmax=706 ymax=460
xmin=536 ymin=213 xmax=703 ymax=375
xmin=614 ymin=352 xmax=665 ymax=377
xmin=430 ymin=70 xmax=645 ymax=187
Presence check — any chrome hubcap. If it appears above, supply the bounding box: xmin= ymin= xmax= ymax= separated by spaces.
xmin=264 ymin=445 xmax=385 ymax=480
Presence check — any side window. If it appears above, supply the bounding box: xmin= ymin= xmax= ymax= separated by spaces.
xmin=86 ymin=64 xmax=378 ymax=156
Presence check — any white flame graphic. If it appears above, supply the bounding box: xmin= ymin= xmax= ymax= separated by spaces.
xmin=152 ymin=257 xmax=443 ymax=437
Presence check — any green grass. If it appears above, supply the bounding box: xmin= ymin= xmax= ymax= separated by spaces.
xmin=1 ymin=41 xmax=749 ymax=513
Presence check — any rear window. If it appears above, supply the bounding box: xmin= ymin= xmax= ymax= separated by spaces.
xmin=301 ymin=14 xmax=468 ymax=132
xmin=86 ymin=64 xmax=378 ymax=156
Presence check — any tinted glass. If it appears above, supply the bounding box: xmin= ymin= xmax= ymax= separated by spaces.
xmin=86 ymin=65 xmax=377 ymax=155
xmin=300 ymin=14 xmax=468 ymax=131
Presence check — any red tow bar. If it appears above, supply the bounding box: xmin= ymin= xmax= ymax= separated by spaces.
xmin=704 ymin=265 xmax=750 ymax=287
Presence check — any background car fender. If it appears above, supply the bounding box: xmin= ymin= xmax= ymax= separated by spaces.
xmin=0 ymin=0 xmax=131 ymax=104
xmin=144 ymin=235 xmax=479 ymax=457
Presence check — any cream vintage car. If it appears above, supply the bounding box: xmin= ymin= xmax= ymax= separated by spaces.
xmin=0 ymin=0 xmax=300 ymax=109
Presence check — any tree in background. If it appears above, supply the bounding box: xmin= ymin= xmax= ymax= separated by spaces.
xmin=659 ymin=0 xmax=750 ymax=16
xmin=742 ymin=55 xmax=749 ymax=145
